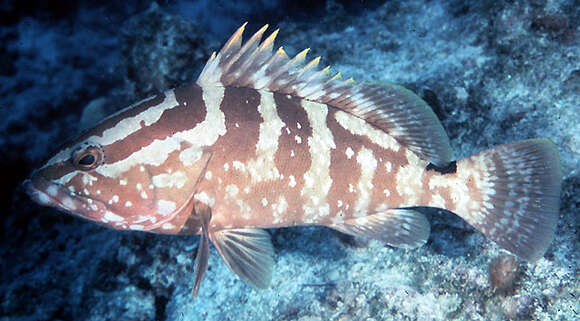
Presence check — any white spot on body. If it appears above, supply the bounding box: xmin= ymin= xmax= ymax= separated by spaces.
xmin=162 ymin=223 xmax=176 ymax=230
xmin=119 ymin=179 xmax=127 ymax=186
xmin=354 ymin=148 xmax=377 ymax=216
xmin=235 ymin=199 xmax=252 ymax=219
xmin=232 ymin=161 xmax=246 ymax=171
xmin=47 ymin=185 xmax=58 ymax=197
xmin=288 ymin=175 xmax=297 ymax=188
xmin=104 ymin=211 xmax=125 ymax=222
xmin=125 ymin=201 xmax=133 ymax=207
xmin=81 ymin=173 xmax=98 ymax=186
xmin=271 ymin=196 xmax=289 ymax=224
xmin=385 ymin=161 xmax=392 ymax=173
xmin=61 ymin=197 xmax=76 ymax=210
xmin=331 ymin=215 xmax=344 ymax=225
xmin=345 ymin=147 xmax=354 ymax=159
xmin=194 ymin=192 xmax=215 ymax=206
xmin=157 ymin=200 xmax=177 ymax=216
xmin=225 ymin=184 xmax=239 ymax=198
xmin=152 ymin=171 xmax=188 ymax=189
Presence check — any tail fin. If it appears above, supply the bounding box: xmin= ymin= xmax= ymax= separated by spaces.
xmin=455 ymin=139 xmax=561 ymax=261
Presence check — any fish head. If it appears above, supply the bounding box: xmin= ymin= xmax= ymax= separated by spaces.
xmin=25 ymin=115 xmax=212 ymax=233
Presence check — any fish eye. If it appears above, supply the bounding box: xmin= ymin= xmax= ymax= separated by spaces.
xmin=72 ymin=145 xmax=103 ymax=171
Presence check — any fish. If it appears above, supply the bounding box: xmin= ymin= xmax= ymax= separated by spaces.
xmin=25 ymin=23 xmax=562 ymax=297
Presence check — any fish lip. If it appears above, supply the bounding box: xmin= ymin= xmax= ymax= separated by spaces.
xmin=24 ymin=177 xmax=60 ymax=208
xmin=25 ymin=175 xmax=107 ymax=218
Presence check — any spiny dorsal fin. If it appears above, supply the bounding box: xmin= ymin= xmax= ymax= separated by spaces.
xmin=197 ymin=24 xmax=452 ymax=166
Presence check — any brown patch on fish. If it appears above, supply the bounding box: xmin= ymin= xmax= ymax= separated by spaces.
xmin=325 ymin=109 xmax=362 ymax=222
xmin=105 ymin=85 xmax=206 ymax=163
xmin=271 ymin=93 xmax=313 ymax=226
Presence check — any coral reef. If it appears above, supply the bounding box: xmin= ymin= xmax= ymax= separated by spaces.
xmin=1 ymin=0 xmax=578 ymax=320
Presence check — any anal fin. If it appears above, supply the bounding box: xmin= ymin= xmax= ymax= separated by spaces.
xmin=331 ymin=209 xmax=430 ymax=249
xmin=210 ymin=228 xmax=274 ymax=289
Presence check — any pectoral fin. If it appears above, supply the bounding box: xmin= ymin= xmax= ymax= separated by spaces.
xmin=210 ymin=228 xmax=274 ymax=289
xmin=331 ymin=208 xmax=430 ymax=249
xmin=191 ymin=201 xmax=212 ymax=298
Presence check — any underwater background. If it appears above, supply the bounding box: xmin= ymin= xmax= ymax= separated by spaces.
xmin=1 ymin=0 xmax=578 ymax=320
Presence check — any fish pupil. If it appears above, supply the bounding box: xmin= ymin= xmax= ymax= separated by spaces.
xmin=72 ymin=145 xmax=103 ymax=170
xmin=78 ymin=154 xmax=95 ymax=166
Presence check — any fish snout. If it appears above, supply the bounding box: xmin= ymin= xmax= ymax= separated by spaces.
xmin=24 ymin=175 xmax=60 ymax=208
xmin=24 ymin=174 xmax=107 ymax=221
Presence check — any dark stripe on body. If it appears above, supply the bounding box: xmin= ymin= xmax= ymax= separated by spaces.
xmin=104 ymin=84 xmax=206 ymax=163
xmin=196 ymin=87 xmax=262 ymax=227
xmin=272 ymin=93 xmax=313 ymax=224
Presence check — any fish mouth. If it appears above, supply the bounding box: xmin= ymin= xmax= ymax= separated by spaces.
xmin=24 ymin=175 xmax=106 ymax=220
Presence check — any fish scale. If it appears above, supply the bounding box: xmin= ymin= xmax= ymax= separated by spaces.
xmin=25 ymin=23 xmax=562 ymax=298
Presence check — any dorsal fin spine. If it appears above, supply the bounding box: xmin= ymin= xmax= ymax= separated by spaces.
xmin=222 ymin=25 xmax=268 ymax=83
xmin=220 ymin=23 xmax=246 ymax=61
xmin=269 ymin=48 xmax=310 ymax=92
xmin=252 ymin=47 xmax=286 ymax=89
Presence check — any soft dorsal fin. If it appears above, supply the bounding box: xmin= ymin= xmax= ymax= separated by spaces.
xmin=197 ymin=24 xmax=452 ymax=166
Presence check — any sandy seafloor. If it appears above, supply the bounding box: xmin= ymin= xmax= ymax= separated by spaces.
xmin=0 ymin=0 xmax=578 ymax=320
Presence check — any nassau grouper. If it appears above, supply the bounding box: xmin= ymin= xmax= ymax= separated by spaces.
xmin=25 ymin=24 xmax=562 ymax=297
